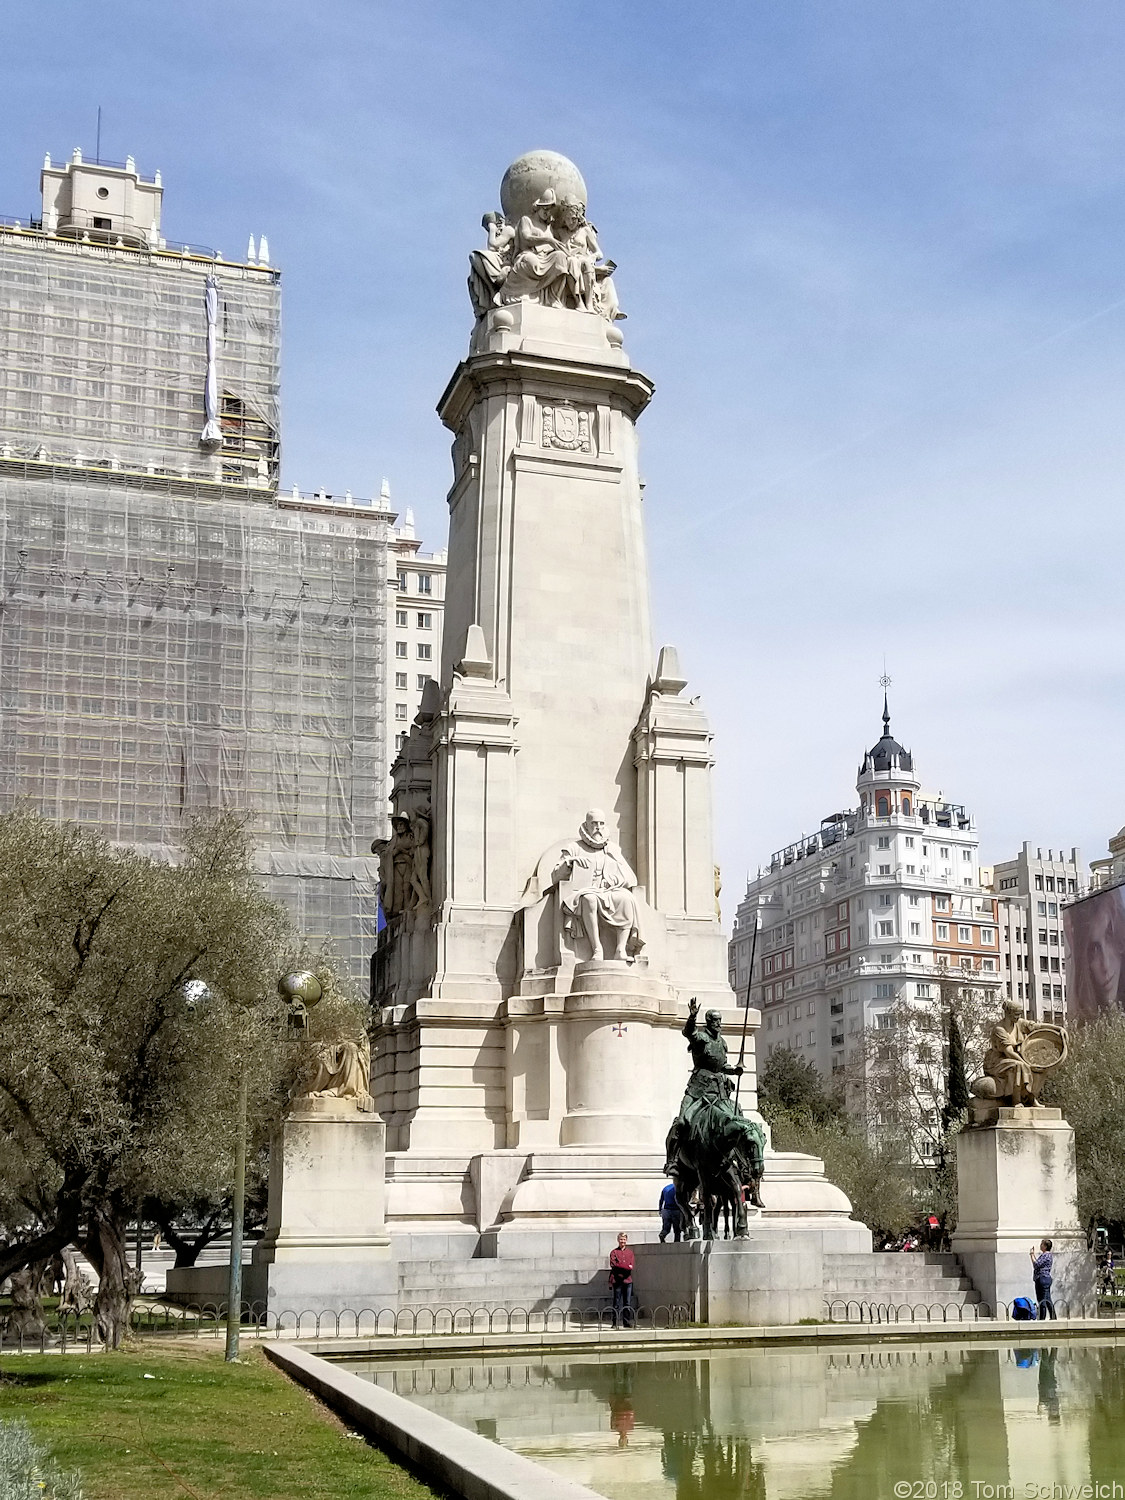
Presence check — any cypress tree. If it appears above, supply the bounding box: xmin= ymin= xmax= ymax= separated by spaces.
xmin=944 ymin=1006 xmax=971 ymax=1129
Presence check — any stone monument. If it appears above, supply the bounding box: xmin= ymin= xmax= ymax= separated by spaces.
xmin=951 ymin=998 xmax=1093 ymax=1313
xmin=247 ymin=1035 xmax=395 ymax=1310
xmin=372 ymin=150 xmax=864 ymax=1264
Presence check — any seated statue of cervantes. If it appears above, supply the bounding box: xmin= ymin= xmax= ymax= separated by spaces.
xmin=552 ymin=808 xmax=643 ymax=962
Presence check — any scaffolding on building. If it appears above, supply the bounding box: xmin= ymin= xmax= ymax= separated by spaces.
xmin=0 ymin=225 xmax=280 ymax=487
xmin=0 ymin=459 xmax=392 ymax=984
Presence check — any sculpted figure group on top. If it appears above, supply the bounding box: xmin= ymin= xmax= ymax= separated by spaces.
xmin=468 ymin=190 xmax=624 ymax=322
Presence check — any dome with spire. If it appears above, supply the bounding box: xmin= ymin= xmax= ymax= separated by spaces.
xmin=859 ymin=694 xmax=913 ymax=777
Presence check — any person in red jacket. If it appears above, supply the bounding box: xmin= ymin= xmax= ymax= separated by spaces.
xmin=609 ymin=1232 xmax=635 ymax=1327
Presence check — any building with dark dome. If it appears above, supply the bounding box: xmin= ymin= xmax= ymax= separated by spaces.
xmin=728 ymin=700 xmax=1001 ymax=1151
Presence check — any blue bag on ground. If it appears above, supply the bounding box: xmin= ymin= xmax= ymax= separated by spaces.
xmin=1012 ymin=1297 xmax=1037 ymax=1320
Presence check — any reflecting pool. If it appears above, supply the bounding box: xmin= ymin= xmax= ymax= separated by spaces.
xmin=343 ymin=1338 xmax=1125 ymax=1500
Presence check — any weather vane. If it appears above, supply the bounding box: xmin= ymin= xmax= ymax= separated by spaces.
xmin=879 ymin=672 xmax=892 ymax=691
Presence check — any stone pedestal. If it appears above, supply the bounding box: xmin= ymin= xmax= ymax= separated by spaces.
xmin=250 ymin=1097 xmax=396 ymax=1312
xmin=951 ymin=1106 xmax=1094 ymax=1314
xmin=634 ymin=1235 xmax=825 ymax=1326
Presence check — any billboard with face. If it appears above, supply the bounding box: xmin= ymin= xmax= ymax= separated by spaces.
xmin=1063 ymin=884 xmax=1125 ymax=1021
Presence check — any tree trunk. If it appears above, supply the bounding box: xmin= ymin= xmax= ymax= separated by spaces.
xmin=4 ymin=1263 xmax=48 ymax=1339
xmin=87 ymin=1205 xmax=134 ymax=1349
xmin=0 ymin=1167 xmax=85 ymax=1285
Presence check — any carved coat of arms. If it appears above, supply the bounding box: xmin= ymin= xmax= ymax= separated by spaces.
xmin=542 ymin=403 xmax=592 ymax=453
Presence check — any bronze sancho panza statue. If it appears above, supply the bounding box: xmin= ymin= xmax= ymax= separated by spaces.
xmin=664 ymin=999 xmax=766 ymax=1240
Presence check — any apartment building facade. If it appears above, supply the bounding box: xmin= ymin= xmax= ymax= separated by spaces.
xmin=729 ymin=703 xmax=1001 ymax=1083
xmin=985 ymin=844 xmax=1083 ymax=1025
xmin=385 ymin=502 xmax=446 ymax=780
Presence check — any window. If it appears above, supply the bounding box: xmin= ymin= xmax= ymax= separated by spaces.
xmin=940 ymin=846 xmax=950 ymax=858
xmin=877 ymin=836 xmax=890 ymax=849
xmin=417 ymin=612 xmax=432 ymax=629
xmin=1045 ymin=876 xmax=1055 ymax=892
xmin=879 ymin=894 xmax=893 ymax=907
xmin=935 ymin=896 xmax=950 ymax=912
xmin=808 ymin=1001 xmax=816 ymax=1016
xmin=1040 ymin=957 xmax=1049 ymax=972
xmin=909 ymin=894 xmax=919 ymax=906
xmin=417 ymin=674 xmax=432 ymax=690
xmin=396 ymin=572 xmax=408 ymax=591
xmin=1068 ymin=879 xmax=1077 ymax=894
xmin=1050 ymin=957 xmax=1060 ymax=972
xmin=905 ymin=837 xmax=915 ymax=849
xmin=837 ymin=902 xmax=848 ymax=921
xmin=878 ymin=863 xmax=891 ymax=876
xmin=909 ymin=922 xmax=921 ymax=936
xmin=877 ymin=920 xmax=894 ymax=936
xmin=395 ymin=641 xmax=407 ymax=658
xmin=395 ymin=703 xmax=407 ymax=721
xmin=417 ymin=573 xmax=432 ymax=594
xmin=1035 ymin=875 xmax=1044 ymax=891
xmin=936 ymin=923 xmax=949 ymax=940
xmin=395 ymin=672 xmax=407 ymax=689
xmin=876 ymin=795 xmax=890 ymax=816
xmin=906 ymin=864 xmax=916 ymax=875
xmin=417 ymin=643 xmax=432 ymax=660
xmin=808 ymin=1030 xmax=816 ymax=1047
xmin=981 ymin=927 xmax=995 ymax=944
xmin=983 ymin=959 xmax=995 ymax=971
xmin=395 ymin=732 xmax=407 ymax=750
xmin=1048 ymin=902 xmax=1058 ymax=917
xmin=875 ymin=983 xmax=894 ymax=998
xmin=1049 ymin=931 xmax=1058 ymax=946
xmin=877 ymin=1012 xmax=895 ymax=1029
xmin=395 ymin=609 xmax=408 ymax=627
xmin=1037 ymin=901 xmax=1047 ymax=916
xmin=957 ymin=925 xmax=971 ymax=941
xmin=916 ymin=983 xmax=933 ymax=998
xmin=963 ymin=850 xmax=972 ymax=862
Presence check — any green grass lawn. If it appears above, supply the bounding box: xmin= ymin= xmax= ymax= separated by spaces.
xmin=0 ymin=1341 xmax=442 ymax=1500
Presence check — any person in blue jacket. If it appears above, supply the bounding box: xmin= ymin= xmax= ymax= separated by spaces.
xmin=658 ymin=1181 xmax=682 ymax=1243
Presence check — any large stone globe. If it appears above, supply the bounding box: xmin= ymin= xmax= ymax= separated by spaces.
xmin=500 ymin=151 xmax=587 ymax=223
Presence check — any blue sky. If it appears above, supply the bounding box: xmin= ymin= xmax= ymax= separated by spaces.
xmin=4 ymin=3 xmax=1125 ymax=906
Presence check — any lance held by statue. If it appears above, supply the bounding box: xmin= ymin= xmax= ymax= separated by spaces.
xmin=663 ymin=999 xmax=767 ymax=1240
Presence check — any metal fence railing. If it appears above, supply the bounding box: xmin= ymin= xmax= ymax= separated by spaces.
xmin=1 ymin=1295 xmax=1113 ymax=1353
xmin=822 ymin=1298 xmax=1102 ymax=1324
xmin=0 ymin=1299 xmax=694 ymax=1352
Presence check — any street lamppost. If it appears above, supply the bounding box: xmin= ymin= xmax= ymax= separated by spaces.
xmin=220 ymin=970 xmax=323 ymax=1361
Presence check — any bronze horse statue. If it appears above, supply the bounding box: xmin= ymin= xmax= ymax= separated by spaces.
xmin=664 ymin=1000 xmax=766 ymax=1241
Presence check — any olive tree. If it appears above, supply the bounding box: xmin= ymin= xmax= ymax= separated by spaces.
xmin=0 ymin=810 xmax=364 ymax=1346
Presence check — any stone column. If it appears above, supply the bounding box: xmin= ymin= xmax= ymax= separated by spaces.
xmin=951 ymin=1105 xmax=1094 ymax=1313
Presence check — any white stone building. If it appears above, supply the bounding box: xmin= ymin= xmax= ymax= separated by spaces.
xmin=729 ymin=702 xmax=1001 ymax=1083
xmin=983 ymin=844 xmax=1083 ymax=1025
xmin=1089 ymin=824 xmax=1125 ymax=891
xmin=384 ymin=501 xmax=446 ymax=775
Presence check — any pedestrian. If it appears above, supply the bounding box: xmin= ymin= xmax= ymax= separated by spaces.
xmin=1030 ymin=1237 xmax=1056 ymax=1320
xmin=609 ymin=1231 xmax=635 ymax=1327
xmin=658 ymin=1181 xmax=681 ymax=1243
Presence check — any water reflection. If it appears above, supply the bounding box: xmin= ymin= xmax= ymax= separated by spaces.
xmin=346 ymin=1337 xmax=1125 ymax=1500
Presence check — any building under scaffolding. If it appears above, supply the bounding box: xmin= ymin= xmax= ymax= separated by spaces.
xmin=0 ymin=151 xmax=390 ymax=985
